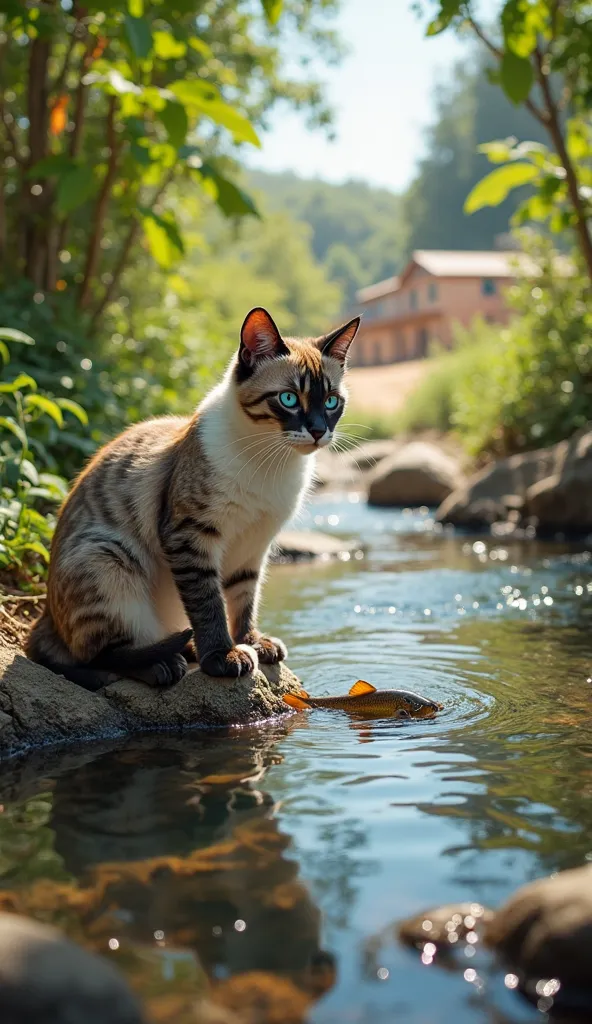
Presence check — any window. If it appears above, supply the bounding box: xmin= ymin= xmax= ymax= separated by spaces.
xmin=417 ymin=328 xmax=428 ymax=359
xmin=482 ymin=278 xmax=496 ymax=296
xmin=428 ymin=282 xmax=438 ymax=303
xmin=374 ymin=341 xmax=382 ymax=365
xmin=410 ymin=289 xmax=418 ymax=310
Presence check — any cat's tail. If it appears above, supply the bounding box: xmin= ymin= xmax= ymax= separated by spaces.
xmin=27 ymin=614 xmax=193 ymax=692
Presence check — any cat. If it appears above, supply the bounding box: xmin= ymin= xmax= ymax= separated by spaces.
xmin=27 ymin=307 xmax=360 ymax=690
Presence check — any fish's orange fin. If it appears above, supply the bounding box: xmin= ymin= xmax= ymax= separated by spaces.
xmin=283 ymin=692 xmax=310 ymax=711
xmin=297 ymin=687 xmax=310 ymax=699
xmin=349 ymin=680 xmax=376 ymax=696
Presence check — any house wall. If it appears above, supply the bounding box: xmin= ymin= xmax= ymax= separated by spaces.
xmin=351 ymin=267 xmax=513 ymax=366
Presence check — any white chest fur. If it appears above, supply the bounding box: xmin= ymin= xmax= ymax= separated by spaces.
xmin=198 ymin=385 xmax=315 ymax=546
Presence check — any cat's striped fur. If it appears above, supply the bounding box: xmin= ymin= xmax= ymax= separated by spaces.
xmin=27 ymin=308 xmax=360 ymax=689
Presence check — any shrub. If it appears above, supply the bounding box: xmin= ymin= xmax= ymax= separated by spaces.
xmin=0 ymin=328 xmax=86 ymax=585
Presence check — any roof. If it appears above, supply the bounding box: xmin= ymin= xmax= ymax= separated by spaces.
xmin=405 ymin=249 xmax=520 ymax=281
xmin=356 ymin=276 xmax=399 ymax=303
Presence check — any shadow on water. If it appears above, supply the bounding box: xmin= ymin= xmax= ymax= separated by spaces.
xmin=0 ymin=500 xmax=591 ymax=1023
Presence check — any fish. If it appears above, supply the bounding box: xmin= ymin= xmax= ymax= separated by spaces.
xmin=283 ymin=680 xmax=443 ymax=719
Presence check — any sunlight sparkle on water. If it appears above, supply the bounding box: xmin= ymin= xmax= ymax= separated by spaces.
xmin=505 ymin=974 xmax=519 ymax=989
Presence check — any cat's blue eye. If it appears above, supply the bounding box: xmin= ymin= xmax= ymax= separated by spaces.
xmin=279 ymin=391 xmax=299 ymax=409
xmin=325 ymin=395 xmax=339 ymax=411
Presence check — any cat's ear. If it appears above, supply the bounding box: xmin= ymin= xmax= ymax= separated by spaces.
xmin=240 ymin=308 xmax=288 ymax=368
xmin=318 ymin=316 xmax=361 ymax=366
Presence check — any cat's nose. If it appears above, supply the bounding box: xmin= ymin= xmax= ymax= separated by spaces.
xmin=309 ymin=428 xmax=326 ymax=442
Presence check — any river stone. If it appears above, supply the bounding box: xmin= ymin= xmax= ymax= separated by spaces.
xmin=367 ymin=442 xmax=464 ymax=507
xmin=0 ymin=647 xmax=298 ymax=760
xmin=523 ymin=427 xmax=592 ymax=533
xmin=485 ymin=863 xmax=592 ymax=989
xmin=272 ymin=529 xmax=364 ymax=562
xmin=436 ymin=441 xmax=566 ymax=528
xmin=0 ymin=913 xmax=144 ymax=1023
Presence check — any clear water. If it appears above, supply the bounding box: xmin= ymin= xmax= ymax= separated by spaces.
xmin=1 ymin=495 xmax=591 ymax=1023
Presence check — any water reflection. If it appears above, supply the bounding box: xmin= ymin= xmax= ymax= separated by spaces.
xmin=0 ymin=730 xmax=336 ymax=1021
xmin=0 ymin=501 xmax=590 ymax=1023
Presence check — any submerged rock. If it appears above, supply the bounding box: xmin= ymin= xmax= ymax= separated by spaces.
xmin=367 ymin=442 xmax=464 ymax=507
xmin=272 ymin=529 xmax=363 ymax=562
xmin=0 ymin=647 xmax=298 ymax=760
xmin=0 ymin=913 xmax=144 ymax=1024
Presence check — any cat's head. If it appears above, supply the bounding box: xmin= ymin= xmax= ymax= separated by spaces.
xmin=234 ymin=307 xmax=361 ymax=453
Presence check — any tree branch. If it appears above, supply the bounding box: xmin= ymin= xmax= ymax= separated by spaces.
xmin=466 ymin=16 xmax=548 ymax=126
xmin=88 ymin=170 xmax=175 ymax=330
xmin=78 ymin=95 xmax=120 ymax=310
xmin=50 ymin=28 xmax=78 ymax=98
xmin=533 ymin=46 xmax=592 ymax=281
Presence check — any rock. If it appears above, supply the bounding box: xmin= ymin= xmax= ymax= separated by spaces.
xmin=485 ymin=864 xmax=592 ymax=991
xmin=272 ymin=529 xmax=363 ymax=562
xmin=524 ymin=427 xmax=592 ymax=533
xmin=367 ymin=442 xmax=465 ymax=507
xmin=398 ymin=902 xmax=494 ymax=948
xmin=0 ymin=913 xmax=144 ymax=1023
xmin=313 ymin=441 xmax=399 ymax=491
xmin=0 ymin=647 xmax=298 ymax=760
xmin=436 ymin=442 xmax=565 ymax=528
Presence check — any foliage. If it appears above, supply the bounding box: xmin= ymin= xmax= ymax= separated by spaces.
xmin=0 ymin=328 xmax=86 ymax=583
xmin=421 ymin=0 xmax=592 ymax=280
xmin=399 ymin=234 xmax=592 ymax=458
xmin=403 ymin=51 xmax=550 ymax=256
xmin=0 ymin=0 xmax=341 ymax=321
xmin=248 ymin=171 xmax=407 ymax=305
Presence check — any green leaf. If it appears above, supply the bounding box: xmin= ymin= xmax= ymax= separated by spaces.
xmin=55 ymin=398 xmax=88 ymax=425
xmin=465 ymin=162 xmax=539 ymax=213
xmin=22 ymin=540 xmax=50 ymax=562
xmin=128 ymin=0 xmax=143 ymax=14
xmin=124 ymin=14 xmax=153 ymax=60
xmin=185 ymin=94 xmax=260 ymax=146
xmin=24 ymin=394 xmax=64 ymax=427
xmin=199 ymin=162 xmax=260 ymax=218
xmin=26 ymin=153 xmax=75 ymax=179
xmin=159 ymin=101 xmax=188 ymax=149
xmin=0 ymin=416 xmax=27 ymax=446
xmin=0 ymin=328 xmax=35 ymax=346
xmin=501 ymin=0 xmax=548 ymax=58
xmin=56 ymin=165 xmax=98 ymax=215
xmin=0 ymin=373 xmax=37 ymax=393
xmin=426 ymin=0 xmax=463 ymax=36
xmin=141 ymin=210 xmax=185 ymax=268
xmin=188 ymin=37 xmax=213 ymax=59
xmin=20 ymin=459 xmax=39 ymax=485
xmin=0 ymin=342 xmax=9 ymax=365
xmin=261 ymin=0 xmax=283 ymax=25
xmin=478 ymin=138 xmax=517 ymax=164
xmin=153 ymin=30 xmax=186 ymax=60
xmin=168 ymin=79 xmax=220 ymax=106
xmin=500 ymin=50 xmax=534 ymax=104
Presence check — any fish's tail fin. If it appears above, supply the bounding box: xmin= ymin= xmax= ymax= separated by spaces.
xmin=283 ymin=692 xmax=311 ymax=711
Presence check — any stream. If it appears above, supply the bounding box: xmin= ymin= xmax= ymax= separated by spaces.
xmin=0 ymin=493 xmax=591 ymax=1023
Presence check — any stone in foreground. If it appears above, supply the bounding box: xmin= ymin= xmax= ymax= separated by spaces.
xmin=0 ymin=647 xmax=298 ymax=760
xmin=0 ymin=913 xmax=144 ymax=1024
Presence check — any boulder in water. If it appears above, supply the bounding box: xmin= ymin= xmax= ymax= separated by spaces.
xmin=367 ymin=442 xmax=465 ymax=507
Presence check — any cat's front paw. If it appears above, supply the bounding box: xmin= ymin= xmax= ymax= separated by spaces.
xmin=132 ymin=653 xmax=188 ymax=687
xmin=200 ymin=644 xmax=259 ymax=679
xmin=243 ymin=631 xmax=288 ymax=665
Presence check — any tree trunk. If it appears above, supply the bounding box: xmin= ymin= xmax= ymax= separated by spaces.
xmin=24 ymin=36 xmax=51 ymax=288
xmin=78 ymin=96 xmax=119 ymax=310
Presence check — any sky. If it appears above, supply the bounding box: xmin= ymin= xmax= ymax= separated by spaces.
xmin=247 ymin=0 xmax=470 ymax=192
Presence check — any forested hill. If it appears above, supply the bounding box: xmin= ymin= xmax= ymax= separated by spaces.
xmin=248 ymin=51 xmax=548 ymax=306
xmin=247 ymin=171 xmax=406 ymax=308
